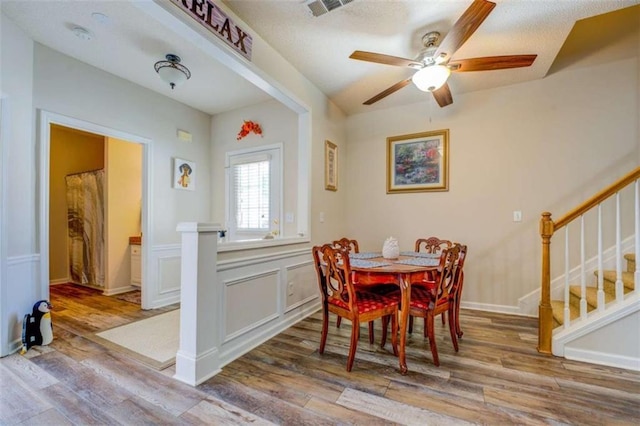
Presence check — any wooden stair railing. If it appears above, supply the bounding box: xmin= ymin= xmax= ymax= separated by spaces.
xmin=538 ymin=167 xmax=640 ymax=354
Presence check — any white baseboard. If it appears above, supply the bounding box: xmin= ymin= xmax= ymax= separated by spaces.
xmin=219 ymin=301 xmax=321 ymax=367
xmin=461 ymin=301 xmax=534 ymax=317
xmin=102 ymin=285 xmax=137 ymax=296
xmin=564 ymin=347 xmax=640 ymax=372
xmin=49 ymin=278 xmax=69 ymax=285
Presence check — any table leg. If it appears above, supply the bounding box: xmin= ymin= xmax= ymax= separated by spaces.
xmin=398 ymin=273 xmax=410 ymax=374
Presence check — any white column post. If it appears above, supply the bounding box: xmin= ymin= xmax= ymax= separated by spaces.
xmin=174 ymin=222 xmax=223 ymax=386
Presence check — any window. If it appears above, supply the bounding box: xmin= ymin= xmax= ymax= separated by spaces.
xmin=226 ymin=144 xmax=282 ymax=241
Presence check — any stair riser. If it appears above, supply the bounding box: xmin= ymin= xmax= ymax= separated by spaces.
xmin=602 ymin=277 xmax=635 ymax=292
xmin=627 ymin=259 xmax=635 ymax=273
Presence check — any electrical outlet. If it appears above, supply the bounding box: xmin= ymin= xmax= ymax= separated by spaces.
xmin=513 ymin=210 xmax=522 ymax=222
xmin=287 ymin=281 xmax=294 ymax=296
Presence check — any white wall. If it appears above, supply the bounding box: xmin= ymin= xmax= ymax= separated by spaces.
xmin=210 ymin=99 xmax=298 ymax=237
xmin=33 ymin=45 xmax=213 ymax=244
xmin=1 ymin=13 xmax=39 ymax=356
xmin=0 ymin=3 xmax=349 ymax=354
xmin=106 ymin=138 xmax=142 ymax=294
xmin=345 ymin=57 xmax=639 ymax=311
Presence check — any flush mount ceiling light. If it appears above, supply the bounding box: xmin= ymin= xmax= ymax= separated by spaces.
xmin=154 ymin=54 xmax=191 ymax=90
xmin=411 ymin=65 xmax=451 ymax=92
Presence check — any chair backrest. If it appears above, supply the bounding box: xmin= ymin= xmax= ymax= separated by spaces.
xmin=415 ymin=237 xmax=452 ymax=254
xmin=452 ymin=244 xmax=468 ymax=294
xmin=312 ymin=245 xmax=328 ymax=300
xmin=431 ymin=244 xmax=461 ymax=308
xmin=319 ymin=244 xmax=356 ymax=310
xmin=333 ymin=237 xmax=360 ymax=254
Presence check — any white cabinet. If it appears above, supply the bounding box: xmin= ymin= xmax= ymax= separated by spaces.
xmin=130 ymin=245 xmax=141 ymax=287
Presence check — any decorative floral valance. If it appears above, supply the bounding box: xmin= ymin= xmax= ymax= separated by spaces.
xmin=236 ymin=120 xmax=263 ymax=140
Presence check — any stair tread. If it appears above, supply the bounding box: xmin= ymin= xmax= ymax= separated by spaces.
xmin=551 ymin=300 xmax=579 ymax=327
xmin=569 ymin=285 xmax=616 ymax=309
xmin=596 ymin=270 xmax=635 ymax=290
xmin=624 ymin=253 xmax=635 ymax=262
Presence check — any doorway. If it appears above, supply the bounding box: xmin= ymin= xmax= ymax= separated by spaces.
xmin=38 ymin=111 xmax=151 ymax=308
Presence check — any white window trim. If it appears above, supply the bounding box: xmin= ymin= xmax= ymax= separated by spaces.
xmin=225 ymin=143 xmax=283 ymax=243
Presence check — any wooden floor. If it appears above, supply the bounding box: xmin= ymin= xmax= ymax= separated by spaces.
xmin=1 ymin=284 xmax=639 ymax=425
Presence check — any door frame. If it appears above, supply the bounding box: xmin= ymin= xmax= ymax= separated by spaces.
xmin=38 ymin=110 xmax=152 ymax=308
xmin=0 ymin=95 xmax=9 ymax=355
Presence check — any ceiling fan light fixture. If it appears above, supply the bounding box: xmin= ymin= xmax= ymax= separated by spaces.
xmin=412 ymin=65 xmax=450 ymax=92
xmin=154 ymin=54 xmax=191 ymax=90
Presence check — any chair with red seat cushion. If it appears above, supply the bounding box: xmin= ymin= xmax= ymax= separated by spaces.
xmin=332 ymin=237 xmax=381 ymax=344
xmin=408 ymin=237 xmax=453 ymax=334
xmin=313 ymin=244 xmax=398 ymax=371
xmin=407 ymin=244 xmax=461 ymax=366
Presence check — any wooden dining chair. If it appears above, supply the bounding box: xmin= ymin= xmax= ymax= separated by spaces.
xmin=408 ymin=237 xmax=453 ymax=334
xmin=414 ymin=237 xmax=453 ymax=254
xmin=407 ymin=244 xmax=461 ymax=366
xmin=313 ymin=244 xmax=398 ymax=371
xmin=333 ymin=237 xmax=359 ymax=254
xmin=333 ymin=237 xmax=397 ymax=344
xmin=382 ymin=244 xmax=466 ymax=366
xmin=331 ymin=238 xmax=363 ymax=334
xmin=452 ymin=245 xmax=468 ymax=338
xmin=409 ymin=243 xmax=467 ymax=339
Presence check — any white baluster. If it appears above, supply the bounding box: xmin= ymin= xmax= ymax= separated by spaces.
xmin=580 ymin=215 xmax=587 ymax=319
xmin=597 ymin=204 xmax=604 ymax=311
xmin=564 ymin=227 xmax=570 ymax=328
xmin=616 ymin=192 xmax=624 ymax=302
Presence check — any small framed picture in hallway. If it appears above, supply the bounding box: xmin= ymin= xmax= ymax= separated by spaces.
xmin=325 ymin=140 xmax=338 ymax=191
xmin=173 ymin=158 xmax=196 ymax=191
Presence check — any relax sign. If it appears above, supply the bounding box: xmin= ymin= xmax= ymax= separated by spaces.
xmin=169 ymin=0 xmax=253 ymax=60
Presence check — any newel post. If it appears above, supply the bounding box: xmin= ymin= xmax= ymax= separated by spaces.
xmin=174 ymin=222 xmax=223 ymax=386
xmin=538 ymin=212 xmax=554 ymax=354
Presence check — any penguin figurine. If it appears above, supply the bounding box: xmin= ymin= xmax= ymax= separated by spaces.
xmin=20 ymin=300 xmax=53 ymax=354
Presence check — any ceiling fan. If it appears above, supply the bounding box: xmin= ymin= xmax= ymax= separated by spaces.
xmin=349 ymin=0 xmax=537 ymax=108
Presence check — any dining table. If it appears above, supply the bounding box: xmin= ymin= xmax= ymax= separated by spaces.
xmin=349 ymin=251 xmax=440 ymax=374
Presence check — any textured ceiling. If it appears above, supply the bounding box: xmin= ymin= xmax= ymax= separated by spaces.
xmin=1 ymin=0 xmax=638 ymax=116
xmin=223 ymin=0 xmax=640 ymax=114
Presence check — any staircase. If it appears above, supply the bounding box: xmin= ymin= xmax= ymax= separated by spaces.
xmin=538 ymin=167 xmax=640 ymax=370
xmin=551 ymin=254 xmax=636 ymax=327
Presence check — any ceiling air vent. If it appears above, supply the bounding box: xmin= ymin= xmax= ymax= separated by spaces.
xmin=305 ymin=0 xmax=353 ymax=17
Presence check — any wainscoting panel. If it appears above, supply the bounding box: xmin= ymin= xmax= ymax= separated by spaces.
xmin=148 ymin=244 xmax=181 ymax=309
xmin=216 ymin=248 xmax=320 ymax=367
xmin=285 ymin=260 xmax=318 ymax=313
xmin=223 ymin=269 xmax=280 ymax=340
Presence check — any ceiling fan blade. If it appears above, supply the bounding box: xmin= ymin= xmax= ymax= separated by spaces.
xmin=350 ymin=51 xmax=422 ymax=68
xmin=363 ymin=78 xmax=413 ymax=105
xmin=449 ymin=55 xmax=537 ymax=72
xmin=432 ymin=83 xmax=453 ymax=108
xmin=434 ymin=0 xmax=496 ymax=63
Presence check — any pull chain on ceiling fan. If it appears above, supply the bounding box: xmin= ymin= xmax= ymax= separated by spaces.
xmin=349 ymin=0 xmax=537 ymax=108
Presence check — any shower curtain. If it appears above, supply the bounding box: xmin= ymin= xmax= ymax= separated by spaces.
xmin=65 ymin=169 xmax=105 ymax=287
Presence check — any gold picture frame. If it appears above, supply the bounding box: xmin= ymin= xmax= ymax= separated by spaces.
xmin=387 ymin=129 xmax=449 ymax=193
xmin=324 ymin=140 xmax=338 ymax=191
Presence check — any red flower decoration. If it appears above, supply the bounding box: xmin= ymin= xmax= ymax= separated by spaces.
xmin=236 ymin=120 xmax=263 ymax=140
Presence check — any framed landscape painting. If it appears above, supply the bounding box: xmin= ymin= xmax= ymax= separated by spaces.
xmin=387 ymin=129 xmax=449 ymax=193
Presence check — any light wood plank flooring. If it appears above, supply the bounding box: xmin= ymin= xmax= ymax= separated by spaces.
xmin=1 ymin=283 xmax=638 ymax=425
